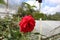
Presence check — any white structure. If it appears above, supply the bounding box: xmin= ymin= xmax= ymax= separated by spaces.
xmin=33 ymin=20 xmax=60 ymax=39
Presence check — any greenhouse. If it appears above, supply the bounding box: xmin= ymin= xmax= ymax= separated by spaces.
xmin=34 ymin=20 xmax=60 ymax=40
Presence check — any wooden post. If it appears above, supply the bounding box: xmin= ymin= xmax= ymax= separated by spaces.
xmin=40 ymin=18 xmax=42 ymax=34
xmin=39 ymin=18 xmax=42 ymax=40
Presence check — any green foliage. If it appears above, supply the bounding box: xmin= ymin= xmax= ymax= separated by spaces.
xmin=17 ymin=2 xmax=36 ymax=17
xmin=17 ymin=2 xmax=47 ymax=20
xmin=0 ymin=14 xmax=38 ymax=40
xmin=0 ymin=0 xmax=6 ymax=5
xmin=0 ymin=15 xmax=21 ymax=40
xmin=47 ymin=12 xmax=60 ymax=20
xmin=32 ymin=12 xmax=47 ymax=20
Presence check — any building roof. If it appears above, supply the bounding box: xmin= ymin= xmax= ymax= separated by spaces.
xmin=50 ymin=26 xmax=60 ymax=36
xmin=33 ymin=20 xmax=60 ymax=37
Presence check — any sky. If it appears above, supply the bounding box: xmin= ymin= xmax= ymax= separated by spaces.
xmin=3 ymin=0 xmax=60 ymax=14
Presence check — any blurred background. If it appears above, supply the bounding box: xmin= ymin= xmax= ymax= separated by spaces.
xmin=0 ymin=0 xmax=60 ymax=40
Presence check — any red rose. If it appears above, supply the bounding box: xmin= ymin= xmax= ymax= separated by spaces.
xmin=19 ymin=15 xmax=35 ymax=33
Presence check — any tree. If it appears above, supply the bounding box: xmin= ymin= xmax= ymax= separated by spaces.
xmin=32 ymin=11 xmax=47 ymax=20
xmin=47 ymin=12 xmax=60 ymax=20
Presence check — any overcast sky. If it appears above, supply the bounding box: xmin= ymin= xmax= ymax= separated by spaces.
xmin=2 ymin=0 xmax=60 ymax=14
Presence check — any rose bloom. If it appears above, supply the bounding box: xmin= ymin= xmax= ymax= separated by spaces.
xmin=19 ymin=15 xmax=35 ymax=33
